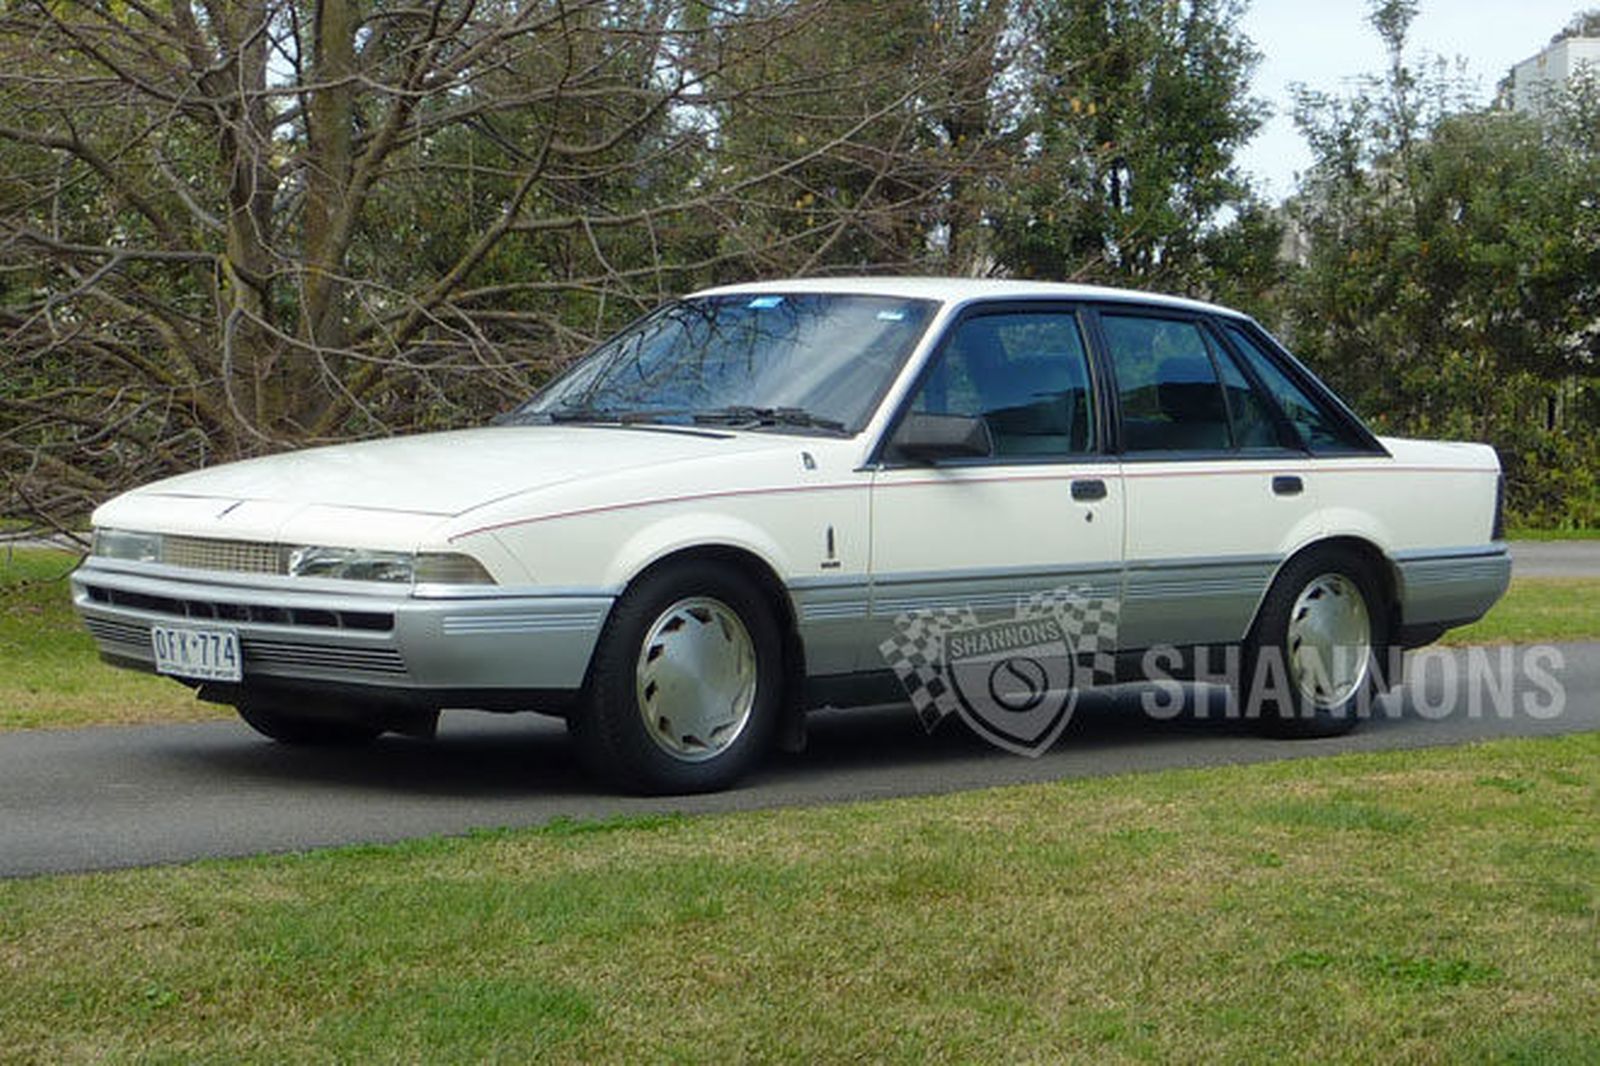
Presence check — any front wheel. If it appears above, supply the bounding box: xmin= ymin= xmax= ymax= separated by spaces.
xmin=1244 ymin=549 xmax=1388 ymax=738
xmin=571 ymin=561 xmax=783 ymax=794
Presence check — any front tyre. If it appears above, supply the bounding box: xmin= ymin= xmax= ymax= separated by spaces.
xmin=1245 ymin=549 xmax=1387 ymax=739
xmin=572 ymin=561 xmax=783 ymax=794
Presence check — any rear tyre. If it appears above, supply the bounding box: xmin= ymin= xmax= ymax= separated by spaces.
xmin=571 ymin=561 xmax=782 ymax=794
xmin=1245 ymin=549 xmax=1387 ymax=739
xmin=235 ymin=696 xmax=383 ymax=746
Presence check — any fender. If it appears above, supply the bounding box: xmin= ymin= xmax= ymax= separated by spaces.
xmin=603 ymin=510 xmax=797 ymax=592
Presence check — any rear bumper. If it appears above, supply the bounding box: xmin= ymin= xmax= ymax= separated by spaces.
xmin=1393 ymin=544 xmax=1512 ymax=646
xmin=71 ymin=561 xmax=612 ymax=707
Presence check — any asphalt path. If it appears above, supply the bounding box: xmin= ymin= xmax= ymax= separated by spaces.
xmin=2 ymin=641 xmax=1595 ymax=879
xmin=1508 ymin=539 xmax=1600 ymax=577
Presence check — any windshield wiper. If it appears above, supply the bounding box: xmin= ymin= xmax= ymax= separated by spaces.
xmin=536 ymin=406 xmax=690 ymax=425
xmin=691 ymin=406 xmax=848 ymax=434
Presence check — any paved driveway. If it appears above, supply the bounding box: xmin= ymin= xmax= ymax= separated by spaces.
xmin=1508 ymin=540 xmax=1600 ymax=577
xmin=2 ymin=641 xmax=1594 ymax=879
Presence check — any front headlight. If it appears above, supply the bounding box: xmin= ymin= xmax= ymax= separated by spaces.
xmin=287 ymin=546 xmax=416 ymax=583
xmin=89 ymin=528 xmax=496 ymax=586
xmin=286 ymin=546 xmax=497 ymax=585
xmin=92 ymin=528 xmax=163 ymax=562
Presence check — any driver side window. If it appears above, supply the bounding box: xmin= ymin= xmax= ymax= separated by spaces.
xmin=910 ymin=311 xmax=1097 ymax=458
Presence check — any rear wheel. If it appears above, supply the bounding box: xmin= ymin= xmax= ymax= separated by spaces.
xmin=235 ymin=696 xmax=383 ymax=746
xmin=571 ymin=560 xmax=782 ymax=794
xmin=1245 ymin=549 xmax=1387 ymax=738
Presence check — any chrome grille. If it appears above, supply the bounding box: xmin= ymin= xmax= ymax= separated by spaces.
xmin=162 ymin=536 xmax=287 ymax=575
xmin=82 ymin=616 xmax=149 ymax=649
xmin=245 ymin=639 xmax=407 ymax=675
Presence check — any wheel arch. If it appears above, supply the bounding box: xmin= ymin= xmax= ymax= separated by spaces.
xmin=571 ymin=542 xmax=800 ymax=791
xmin=1250 ymin=535 xmax=1400 ymax=643
xmin=603 ymin=543 xmax=807 ymax=704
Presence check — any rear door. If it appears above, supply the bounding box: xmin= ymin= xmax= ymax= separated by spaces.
xmin=1091 ymin=306 xmax=1319 ymax=652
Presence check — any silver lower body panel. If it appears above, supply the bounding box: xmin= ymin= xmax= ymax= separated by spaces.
xmin=1394 ymin=544 xmax=1512 ymax=631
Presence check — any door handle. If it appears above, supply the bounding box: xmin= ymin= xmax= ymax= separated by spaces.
xmin=1071 ymin=479 xmax=1107 ymax=502
xmin=1272 ymin=475 xmax=1303 ymax=497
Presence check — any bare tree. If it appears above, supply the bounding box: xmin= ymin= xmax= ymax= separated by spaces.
xmin=0 ymin=0 xmax=1007 ymax=530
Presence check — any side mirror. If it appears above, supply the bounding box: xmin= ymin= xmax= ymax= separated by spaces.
xmin=889 ymin=412 xmax=993 ymax=463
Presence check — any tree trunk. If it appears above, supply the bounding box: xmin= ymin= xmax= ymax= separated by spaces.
xmin=303 ymin=0 xmax=357 ymax=357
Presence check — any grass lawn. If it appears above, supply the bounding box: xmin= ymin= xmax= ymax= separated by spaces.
xmin=1507 ymin=527 xmax=1600 ymax=541
xmin=0 ymin=547 xmax=220 ymax=730
xmin=1444 ymin=577 xmax=1600 ymax=646
xmin=0 ymin=733 xmax=1595 ymax=1061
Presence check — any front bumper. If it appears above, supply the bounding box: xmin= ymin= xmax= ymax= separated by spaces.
xmin=71 ymin=560 xmax=613 ymax=708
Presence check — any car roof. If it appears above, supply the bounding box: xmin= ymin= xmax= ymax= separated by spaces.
xmin=690 ymin=276 xmax=1246 ymax=319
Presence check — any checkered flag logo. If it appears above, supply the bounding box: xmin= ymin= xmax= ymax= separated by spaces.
xmin=877 ymin=604 xmax=977 ymax=731
xmin=1020 ymin=587 xmax=1119 ymax=686
xmin=879 ymin=587 xmax=1119 ymax=739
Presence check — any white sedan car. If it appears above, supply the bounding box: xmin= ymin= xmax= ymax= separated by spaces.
xmin=74 ymin=278 xmax=1510 ymax=792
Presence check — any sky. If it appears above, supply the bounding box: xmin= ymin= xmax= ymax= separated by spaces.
xmin=1236 ymin=0 xmax=1592 ymax=200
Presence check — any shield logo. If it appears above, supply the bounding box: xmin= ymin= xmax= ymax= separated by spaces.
xmin=946 ymin=616 xmax=1077 ymax=755
xmin=879 ymin=585 xmax=1118 ymax=757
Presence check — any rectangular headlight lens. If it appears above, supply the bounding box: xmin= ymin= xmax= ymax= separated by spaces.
xmin=92 ymin=528 xmax=163 ymax=563
xmin=285 ymin=547 xmax=496 ymax=585
xmin=287 ymin=546 xmax=414 ymax=583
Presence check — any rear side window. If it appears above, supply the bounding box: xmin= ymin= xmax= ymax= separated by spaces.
xmin=1102 ymin=315 xmax=1233 ymax=452
xmin=1222 ymin=324 xmax=1368 ymax=453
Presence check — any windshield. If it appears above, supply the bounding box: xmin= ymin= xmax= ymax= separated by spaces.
xmin=508 ymin=293 xmax=938 ymax=434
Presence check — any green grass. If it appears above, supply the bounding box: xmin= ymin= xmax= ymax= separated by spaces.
xmin=0 ymin=548 xmax=220 ymax=730
xmin=0 ymin=734 xmax=1596 ymax=1062
xmin=1445 ymin=578 xmax=1600 ymax=646
xmin=1506 ymin=527 xmax=1600 ymax=541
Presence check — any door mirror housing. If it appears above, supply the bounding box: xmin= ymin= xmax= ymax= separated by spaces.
xmin=889 ymin=412 xmax=993 ymax=463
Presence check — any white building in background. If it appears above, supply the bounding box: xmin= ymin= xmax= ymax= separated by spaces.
xmin=1508 ymin=36 xmax=1600 ymax=115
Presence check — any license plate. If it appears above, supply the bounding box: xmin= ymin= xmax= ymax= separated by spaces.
xmin=151 ymin=624 xmax=242 ymax=682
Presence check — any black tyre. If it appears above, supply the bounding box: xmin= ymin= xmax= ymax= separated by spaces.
xmin=571 ymin=560 xmax=783 ymax=794
xmin=236 ymin=696 xmax=384 ymax=746
xmin=1244 ymin=548 xmax=1388 ymax=739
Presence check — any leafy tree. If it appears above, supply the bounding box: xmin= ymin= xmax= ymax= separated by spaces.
xmin=1550 ymin=8 xmax=1600 ymax=42
xmin=989 ymin=0 xmax=1280 ymax=307
xmin=1285 ymin=0 xmax=1600 ymax=526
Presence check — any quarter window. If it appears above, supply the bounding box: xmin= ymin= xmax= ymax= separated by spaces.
xmin=1214 ymin=346 xmax=1284 ymax=449
xmin=1222 ymin=324 xmax=1366 ymax=453
xmin=909 ymin=312 xmax=1096 ymax=457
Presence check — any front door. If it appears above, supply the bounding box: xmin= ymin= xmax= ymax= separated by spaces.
xmin=868 ymin=306 xmax=1125 ymax=673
